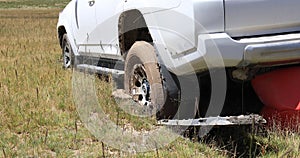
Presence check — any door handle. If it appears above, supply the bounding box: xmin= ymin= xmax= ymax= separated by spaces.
xmin=88 ymin=0 xmax=95 ymax=7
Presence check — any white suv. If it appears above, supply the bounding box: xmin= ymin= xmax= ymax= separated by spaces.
xmin=57 ymin=0 xmax=300 ymax=123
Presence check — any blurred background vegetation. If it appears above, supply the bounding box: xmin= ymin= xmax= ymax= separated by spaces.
xmin=0 ymin=0 xmax=70 ymax=9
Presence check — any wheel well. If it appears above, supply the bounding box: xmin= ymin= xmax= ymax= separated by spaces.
xmin=118 ymin=10 xmax=153 ymax=57
xmin=58 ymin=26 xmax=67 ymax=48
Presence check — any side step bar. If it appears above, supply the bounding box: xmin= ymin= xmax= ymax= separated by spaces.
xmin=76 ymin=64 xmax=125 ymax=89
xmin=76 ymin=64 xmax=124 ymax=78
xmin=158 ymin=114 xmax=266 ymax=126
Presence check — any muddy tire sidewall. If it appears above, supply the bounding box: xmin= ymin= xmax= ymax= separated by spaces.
xmin=124 ymin=41 xmax=166 ymax=114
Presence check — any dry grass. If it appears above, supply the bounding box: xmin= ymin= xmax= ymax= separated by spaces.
xmin=0 ymin=0 xmax=70 ymax=9
xmin=0 ymin=4 xmax=300 ymax=158
xmin=0 ymin=0 xmax=16 ymax=2
xmin=0 ymin=9 xmax=86 ymax=157
xmin=0 ymin=8 xmax=223 ymax=157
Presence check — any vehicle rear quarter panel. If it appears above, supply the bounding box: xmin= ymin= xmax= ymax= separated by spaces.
xmin=124 ymin=0 xmax=181 ymax=13
xmin=141 ymin=1 xmax=196 ymax=56
xmin=130 ymin=0 xmax=224 ymax=57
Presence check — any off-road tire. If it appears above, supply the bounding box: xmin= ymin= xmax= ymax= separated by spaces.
xmin=62 ymin=34 xmax=75 ymax=68
xmin=124 ymin=41 xmax=176 ymax=119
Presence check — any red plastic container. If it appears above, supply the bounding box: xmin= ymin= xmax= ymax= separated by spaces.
xmin=252 ymin=66 xmax=300 ymax=130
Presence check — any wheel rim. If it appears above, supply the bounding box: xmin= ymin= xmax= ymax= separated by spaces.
xmin=130 ymin=64 xmax=151 ymax=107
xmin=63 ymin=41 xmax=71 ymax=68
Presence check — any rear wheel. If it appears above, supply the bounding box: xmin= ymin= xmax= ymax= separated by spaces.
xmin=124 ymin=41 xmax=177 ymax=119
xmin=62 ymin=34 xmax=74 ymax=68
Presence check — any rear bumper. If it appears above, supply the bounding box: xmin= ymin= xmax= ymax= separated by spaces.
xmin=244 ymin=39 xmax=300 ymax=66
xmin=169 ymin=33 xmax=300 ymax=74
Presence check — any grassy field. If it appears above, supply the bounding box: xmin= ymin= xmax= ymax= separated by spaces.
xmin=0 ymin=1 xmax=300 ymax=157
xmin=0 ymin=0 xmax=69 ymax=9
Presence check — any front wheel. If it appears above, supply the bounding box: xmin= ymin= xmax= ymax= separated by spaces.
xmin=62 ymin=34 xmax=74 ymax=68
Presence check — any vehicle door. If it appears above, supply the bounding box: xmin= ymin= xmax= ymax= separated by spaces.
xmin=81 ymin=0 xmax=124 ymax=58
xmin=73 ymin=0 xmax=97 ymax=54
